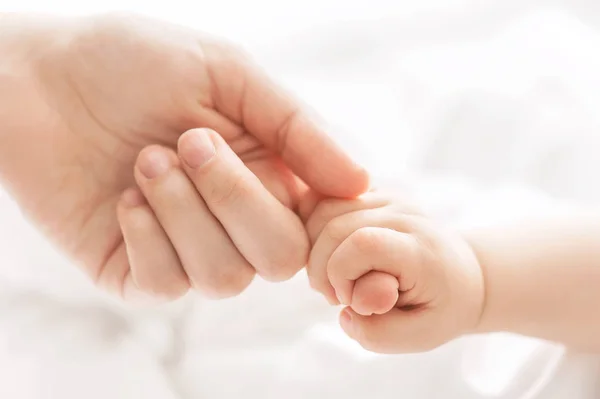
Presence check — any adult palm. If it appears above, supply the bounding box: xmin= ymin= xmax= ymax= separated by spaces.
xmin=0 ymin=13 xmax=368 ymax=298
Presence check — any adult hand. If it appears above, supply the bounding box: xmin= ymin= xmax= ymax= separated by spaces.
xmin=0 ymin=13 xmax=368 ymax=300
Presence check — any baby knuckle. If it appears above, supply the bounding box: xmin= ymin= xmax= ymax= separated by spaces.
xmin=305 ymin=220 xmax=323 ymax=245
xmin=306 ymin=200 xmax=337 ymax=241
xmin=348 ymin=228 xmax=383 ymax=254
xmin=322 ymin=218 xmax=348 ymax=243
xmin=311 ymin=198 xmax=343 ymax=221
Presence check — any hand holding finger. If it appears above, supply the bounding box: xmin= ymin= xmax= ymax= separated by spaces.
xmin=134 ymin=145 xmax=255 ymax=298
xmin=177 ymin=128 xmax=309 ymax=282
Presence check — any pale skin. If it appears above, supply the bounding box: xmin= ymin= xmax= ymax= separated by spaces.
xmin=1 ymin=12 xmax=599 ymax=355
xmin=304 ymin=193 xmax=600 ymax=353
xmin=0 ymin=12 xmax=369 ymax=300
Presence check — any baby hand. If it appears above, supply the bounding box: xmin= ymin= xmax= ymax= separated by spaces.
xmin=304 ymin=191 xmax=485 ymax=353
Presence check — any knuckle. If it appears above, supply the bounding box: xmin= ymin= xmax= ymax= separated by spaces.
xmin=322 ymin=217 xmax=348 ymax=244
xmin=190 ymin=266 xmax=254 ymax=299
xmin=260 ymin=264 xmax=299 ymax=282
xmin=257 ymin=247 xmax=306 ymax=282
xmin=207 ymin=172 xmax=249 ymax=207
xmin=348 ymin=228 xmax=383 ymax=255
xmin=267 ymin=236 xmax=309 ymax=281
xmin=134 ymin=275 xmax=189 ymax=300
xmin=253 ymin=226 xmax=309 ymax=283
xmin=311 ymin=198 xmax=343 ymax=221
xmin=306 ymin=199 xmax=344 ymax=238
xmin=387 ymin=198 xmax=425 ymax=217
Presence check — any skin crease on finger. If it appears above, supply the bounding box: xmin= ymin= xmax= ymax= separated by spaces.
xmin=132 ymin=145 xmax=257 ymax=298
xmin=0 ymin=13 xmax=371 ymax=300
xmin=176 ymin=129 xmax=310 ymax=282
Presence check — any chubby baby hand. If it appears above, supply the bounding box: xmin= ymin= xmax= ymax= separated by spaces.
xmin=303 ymin=191 xmax=485 ymax=353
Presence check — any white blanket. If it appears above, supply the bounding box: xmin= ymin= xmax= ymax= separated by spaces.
xmin=1 ymin=2 xmax=600 ymax=398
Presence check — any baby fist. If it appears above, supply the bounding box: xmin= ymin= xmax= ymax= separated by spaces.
xmin=305 ymin=192 xmax=485 ymax=353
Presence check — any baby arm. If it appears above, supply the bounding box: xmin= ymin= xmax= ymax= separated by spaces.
xmin=305 ymin=191 xmax=600 ymax=353
xmin=467 ymin=212 xmax=600 ymax=351
xmin=304 ymin=191 xmax=485 ymax=353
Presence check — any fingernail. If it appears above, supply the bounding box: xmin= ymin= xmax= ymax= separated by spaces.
xmin=179 ymin=129 xmax=216 ymax=169
xmin=138 ymin=149 xmax=171 ymax=179
xmin=340 ymin=308 xmax=353 ymax=333
xmin=121 ymin=188 xmax=145 ymax=208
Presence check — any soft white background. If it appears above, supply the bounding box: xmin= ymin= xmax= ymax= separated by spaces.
xmin=1 ymin=1 xmax=600 ymax=398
